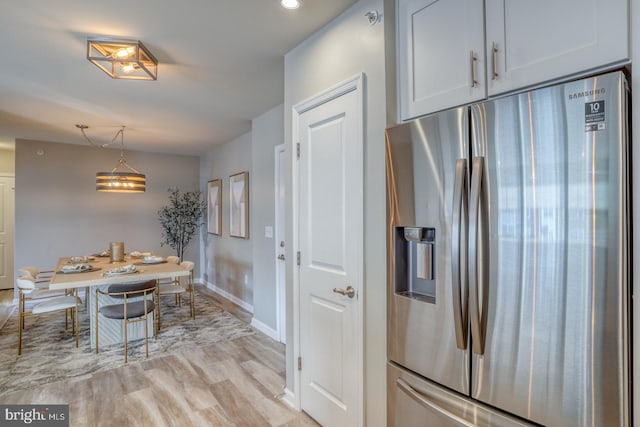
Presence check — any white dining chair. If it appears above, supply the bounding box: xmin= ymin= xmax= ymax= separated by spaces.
xmin=18 ymin=266 xmax=54 ymax=288
xmin=15 ymin=272 xmax=68 ymax=329
xmin=181 ymin=261 xmax=196 ymax=319
xmin=16 ymin=276 xmax=80 ymax=355
xmin=157 ymin=255 xmax=181 ymax=299
xmin=156 ymin=260 xmax=195 ymax=329
xmin=21 ymin=264 xmax=90 ymax=308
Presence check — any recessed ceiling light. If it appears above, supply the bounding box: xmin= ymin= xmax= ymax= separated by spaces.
xmin=281 ymin=0 xmax=301 ymax=9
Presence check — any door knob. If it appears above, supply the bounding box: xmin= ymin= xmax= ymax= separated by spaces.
xmin=333 ymin=285 xmax=355 ymax=298
xmin=277 ymin=254 xmax=285 ymax=260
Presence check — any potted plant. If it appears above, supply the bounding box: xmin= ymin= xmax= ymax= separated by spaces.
xmin=158 ymin=188 xmax=206 ymax=261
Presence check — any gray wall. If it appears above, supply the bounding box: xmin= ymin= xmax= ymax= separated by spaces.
xmin=199 ymin=104 xmax=285 ymax=332
xmin=200 ymin=132 xmax=254 ymax=305
xmin=283 ymin=0 xmax=392 ymax=424
xmin=15 ymin=139 xmax=201 ymax=277
xmin=251 ymin=104 xmax=284 ymax=332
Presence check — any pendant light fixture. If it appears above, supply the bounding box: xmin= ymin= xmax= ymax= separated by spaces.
xmin=77 ymin=125 xmax=146 ymax=193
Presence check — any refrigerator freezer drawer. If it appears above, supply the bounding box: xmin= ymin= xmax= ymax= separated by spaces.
xmin=388 ymin=362 xmax=536 ymax=427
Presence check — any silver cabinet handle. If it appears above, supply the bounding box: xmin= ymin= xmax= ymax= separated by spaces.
xmin=396 ymin=378 xmax=475 ymax=427
xmin=277 ymin=254 xmax=285 ymax=260
xmin=468 ymin=156 xmax=485 ymax=355
xmin=333 ymin=286 xmax=355 ymax=298
xmin=451 ymin=159 xmax=468 ymax=350
xmin=470 ymin=51 xmax=478 ymax=87
xmin=491 ymin=42 xmax=499 ymax=80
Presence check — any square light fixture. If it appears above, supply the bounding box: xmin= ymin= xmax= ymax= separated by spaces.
xmin=87 ymin=38 xmax=158 ymax=80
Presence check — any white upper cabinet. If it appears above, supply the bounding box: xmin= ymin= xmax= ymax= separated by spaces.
xmin=398 ymin=0 xmax=629 ymax=120
xmin=486 ymin=0 xmax=629 ymax=96
xmin=398 ymin=0 xmax=485 ymax=120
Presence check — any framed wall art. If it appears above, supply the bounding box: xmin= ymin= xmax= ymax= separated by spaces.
xmin=229 ymin=171 xmax=249 ymax=238
xmin=207 ymin=179 xmax=222 ymax=235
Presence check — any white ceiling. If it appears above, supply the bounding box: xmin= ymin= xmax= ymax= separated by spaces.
xmin=0 ymin=0 xmax=358 ymax=155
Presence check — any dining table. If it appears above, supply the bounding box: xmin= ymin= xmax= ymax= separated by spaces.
xmin=49 ymin=255 xmax=190 ymax=349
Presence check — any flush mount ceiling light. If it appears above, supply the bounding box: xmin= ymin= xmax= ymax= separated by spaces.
xmin=281 ymin=0 xmax=301 ymax=9
xmin=77 ymin=125 xmax=146 ymax=193
xmin=87 ymin=38 xmax=158 ymax=80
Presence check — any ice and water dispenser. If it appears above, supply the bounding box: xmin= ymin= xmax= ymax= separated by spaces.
xmin=394 ymin=226 xmax=436 ymax=303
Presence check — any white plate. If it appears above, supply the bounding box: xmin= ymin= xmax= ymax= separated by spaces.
xmin=142 ymin=258 xmax=165 ymax=264
xmin=103 ymin=266 xmax=138 ymax=276
xmin=68 ymin=256 xmax=95 ymax=264
xmin=59 ymin=266 xmax=100 ymax=274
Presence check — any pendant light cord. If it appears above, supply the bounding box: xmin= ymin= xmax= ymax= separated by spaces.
xmin=76 ymin=124 xmax=120 ymax=148
xmin=76 ymin=124 xmax=142 ymax=174
xmin=113 ymin=126 xmax=142 ymax=174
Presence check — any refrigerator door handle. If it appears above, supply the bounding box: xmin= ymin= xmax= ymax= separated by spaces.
xmin=451 ymin=159 xmax=468 ymax=350
xmin=469 ymin=156 xmax=485 ymax=355
xmin=396 ymin=378 xmax=476 ymax=427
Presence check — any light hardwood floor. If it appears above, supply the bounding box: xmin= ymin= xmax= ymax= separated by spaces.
xmin=0 ymin=288 xmax=319 ymax=427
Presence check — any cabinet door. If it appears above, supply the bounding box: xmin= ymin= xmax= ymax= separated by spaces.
xmin=486 ymin=0 xmax=628 ymax=96
xmin=398 ymin=0 xmax=485 ymax=120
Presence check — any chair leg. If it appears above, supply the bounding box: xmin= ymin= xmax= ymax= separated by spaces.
xmin=18 ymin=309 xmax=22 ymax=355
xmin=144 ymin=310 xmax=149 ymax=358
xmin=157 ymin=290 xmax=162 ymax=332
xmin=124 ymin=319 xmax=128 ymax=364
xmin=95 ymin=289 xmax=99 ymax=354
xmin=74 ymin=296 xmax=79 ymax=349
xmin=20 ymin=295 xmax=25 ymax=330
xmin=190 ymin=285 xmax=195 ymax=320
xmin=153 ymin=293 xmax=157 ymax=340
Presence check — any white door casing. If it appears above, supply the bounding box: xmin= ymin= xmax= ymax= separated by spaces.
xmin=275 ymin=144 xmax=287 ymax=344
xmin=0 ymin=176 xmax=14 ymax=290
xmin=293 ymin=74 xmax=364 ymax=427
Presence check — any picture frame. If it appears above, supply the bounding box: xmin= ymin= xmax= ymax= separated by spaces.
xmin=229 ymin=171 xmax=249 ymax=238
xmin=207 ymin=179 xmax=222 ymax=235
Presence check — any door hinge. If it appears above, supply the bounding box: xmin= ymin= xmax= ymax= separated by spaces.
xmin=297 ymin=251 xmax=301 ymax=266
xmin=298 ymin=356 xmax=302 ymax=370
xmin=296 ymin=142 xmax=301 ymax=159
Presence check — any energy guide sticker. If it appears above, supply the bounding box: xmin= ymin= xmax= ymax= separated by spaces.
xmin=585 ymin=100 xmax=606 ymax=132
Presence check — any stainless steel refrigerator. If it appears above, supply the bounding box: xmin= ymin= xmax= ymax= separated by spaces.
xmin=386 ymin=71 xmax=630 ymax=426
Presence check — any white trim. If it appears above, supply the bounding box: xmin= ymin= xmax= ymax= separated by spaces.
xmin=291 ymin=102 xmax=302 ymax=410
xmin=203 ymin=280 xmax=254 ymax=314
xmin=281 ymin=388 xmax=297 ymax=410
xmin=250 ymin=317 xmax=279 ymax=340
xmin=291 ymin=72 xmax=365 ymax=425
xmin=274 ymin=143 xmax=287 ymax=344
xmin=294 ymin=75 xmax=361 ymax=115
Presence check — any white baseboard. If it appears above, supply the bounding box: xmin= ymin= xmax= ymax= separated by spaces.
xmin=281 ymin=388 xmax=298 ymax=410
xmin=250 ymin=317 xmax=278 ymax=340
xmin=203 ymin=280 xmax=253 ymax=314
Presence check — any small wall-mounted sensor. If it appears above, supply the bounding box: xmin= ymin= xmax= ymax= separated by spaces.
xmin=36 ymin=148 xmax=45 ymax=156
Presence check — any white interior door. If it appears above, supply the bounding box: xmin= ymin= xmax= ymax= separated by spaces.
xmin=0 ymin=176 xmax=14 ymax=290
xmin=296 ymin=75 xmax=363 ymax=427
xmin=275 ymin=144 xmax=287 ymax=344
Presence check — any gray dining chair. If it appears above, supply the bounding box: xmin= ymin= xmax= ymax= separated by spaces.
xmin=95 ymin=279 xmax=157 ymax=363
